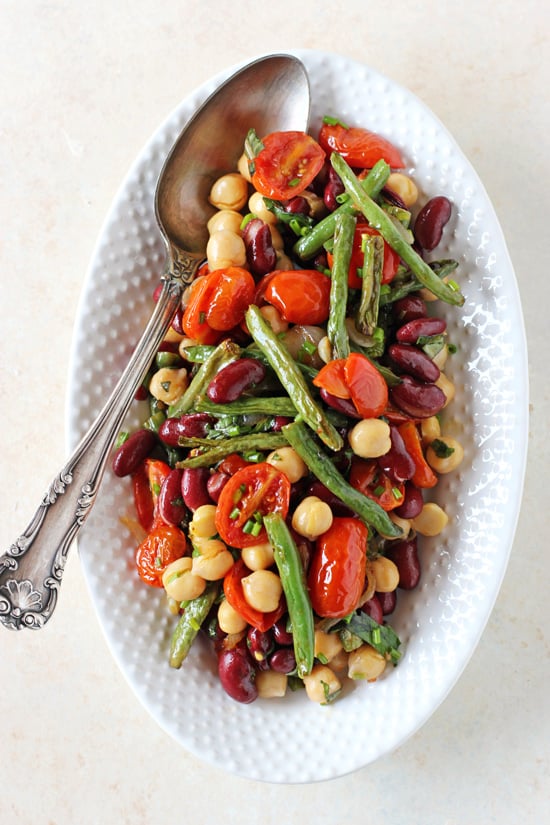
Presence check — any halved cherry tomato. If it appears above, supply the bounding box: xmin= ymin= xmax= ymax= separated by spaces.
xmin=349 ymin=458 xmax=405 ymax=511
xmin=263 ymin=269 xmax=331 ymax=325
xmin=223 ymin=559 xmax=285 ymax=631
xmin=313 ymin=358 xmax=350 ymax=399
xmin=397 ymin=421 xmax=438 ymax=488
xmin=132 ymin=458 xmax=172 ymax=532
xmin=307 ymin=517 xmax=368 ymax=618
xmin=252 ymin=131 xmax=325 ymax=199
xmin=181 ymin=275 xmax=222 ymax=344
xmin=182 ymin=267 xmax=255 ymax=342
xmin=215 ymin=462 xmax=291 ymax=548
xmin=135 ymin=522 xmax=187 ymax=587
xmin=330 ymin=223 xmax=400 ymax=288
xmin=217 ymin=453 xmax=251 ymax=476
xmin=318 ymin=122 xmax=404 ymax=169
xmin=344 ymin=352 xmax=388 ymax=418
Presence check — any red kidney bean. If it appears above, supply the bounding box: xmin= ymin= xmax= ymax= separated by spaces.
xmin=284 ymin=196 xmax=310 ymax=216
xmin=272 ymin=617 xmax=294 ymax=647
xmin=388 ymin=342 xmax=441 ymax=383
xmin=385 ymin=537 xmax=421 ymax=590
xmin=181 ymin=467 xmax=211 ymax=512
xmin=269 ymin=647 xmax=297 ymax=674
xmin=395 ymin=482 xmax=424 ymax=518
xmin=171 ymin=306 xmax=184 ymax=335
xmin=378 ymin=424 xmax=416 ymax=483
xmin=393 ymin=295 xmax=428 ymax=324
xmin=396 ymin=316 xmax=447 ymax=343
xmin=217 ymin=643 xmax=258 ymax=703
xmin=242 ymin=219 xmax=277 ymax=276
xmin=305 ymin=480 xmax=354 ymax=518
xmin=324 ymin=167 xmax=345 ymax=211
xmin=381 ymin=186 xmax=407 ymax=209
xmin=271 ymin=415 xmax=293 ymax=431
xmin=158 ymin=413 xmax=214 ymax=446
xmin=390 ymin=375 xmax=447 ymax=418
xmin=376 ymin=590 xmax=397 ymax=615
xmin=112 ymin=429 xmax=156 ymax=477
xmin=158 ymin=468 xmax=186 ymax=525
xmin=157 ymin=340 xmax=181 ymax=353
xmin=361 ymin=594 xmax=384 ymax=625
xmin=206 ymin=358 xmax=266 ymax=404
xmin=206 ymin=471 xmax=230 ymax=503
xmin=319 ymin=388 xmax=361 ymax=419
xmin=414 ymin=196 xmax=452 ymax=251
xmin=247 ymin=627 xmax=274 ymax=665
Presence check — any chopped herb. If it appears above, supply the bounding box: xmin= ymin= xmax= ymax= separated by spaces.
xmin=288 ymin=177 xmax=301 ymax=187
xmin=198 ymin=311 xmax=206 ymax=325
xmin=229 ymin=507 xmax=240 ymax=520
xmin=115 ymin=431 xmax=129 ymax=449
xmin=321 ymin=680 xmax=341 ymax=705
xmin=334 ymin=612 xmax=402 ymax=664
xmin=323 ymin=115 xmax=349 ymax=129
xmin=317 ymin=653 xmax=329 ymax=665
xmin=392 ymin=487 xmax=403 ymax=499
xmin=373 ymin=485 xmax=385 ymax=497
xmin=161 ymin=381 xmax=171 ymax=392
xmin=430 ymin=438 xmax=455 ymax=458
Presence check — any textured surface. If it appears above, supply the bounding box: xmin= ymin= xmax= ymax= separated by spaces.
xmin=64 ymin=50 xmax=528 ymax=783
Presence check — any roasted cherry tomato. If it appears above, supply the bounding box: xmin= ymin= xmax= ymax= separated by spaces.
xmin=307 ymin=517 xmax=368 ymax=618
xmin=349 ymin=458 xmax=405 ymax=511
xmin=313 ymin=358 xmax=350 ymax=399
xmin=223 ymin=559 xmax=285 ymax=631
xmin=132 ymin=458 xmax=172 ymax=532
xmin=318 ymin=122 xmax=404 ymax=169
xmin=182 ymin=267 xmax=255 ymax=342
xmin=332 ymin=223 xmax=400 ymax=288
xmin=397 ymin=421 xmax=438 ymax=488
xmin=215 ymin=462 xmax=291 ymax=548
xmin=251 ymin=131 xmax=325 ymax=199
xmin=344 ymin=352 xmax=388 ymax=418
xmin=135 ymin=522 xmax=187 ymax=587
xmin=263 ymin=269 xmax=331 ymax=325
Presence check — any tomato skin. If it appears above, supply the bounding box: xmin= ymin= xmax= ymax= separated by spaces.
xmin=224 ymin=559 xmax=285 ymax=631
xmin=308 ymin=518 xmax=368 ymax=618
xmin=263 ymin=270 xmax=331 ymax=325
xmin=132 ymin=464 xmax=155 ymax=532
xmin=397 ymin=421 xmax=438 ymax=489
xmin=181 ymin=275 xmax=222 ymax=344
xmin=318 ymin=123 xmax=404 ymax=169
xmin=215 ymin=463 xmax=291 ymax=548
xmin=349 ymin=458 xmax=405 ymax=511
xmin=313 ymin=358 xmax=350 ymax=399
xmin=252 ymin=131 xmax=325 ymax=199
xmin=344 ymin=352 xmax=389 ymax=418
xmin=135 ymin=522 xmax=187 ymax=587
xmin=346 ymin=223 xmax=401 ymax=288
xmin=182 ymin=267 xmax=255 ymax=342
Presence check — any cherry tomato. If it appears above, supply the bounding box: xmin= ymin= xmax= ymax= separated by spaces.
xmin=349 ymin=458 xmax=405 ymax=511
xmin=263 ymin=270 xmax=331 ymax=325
xmin=344 ymin=352 xmax=388 ymax=418
xmin=223 ymin=559 xmax=285 ymax=631
xmin=313 ymin=358 xmax=350 ymax=399
xmin=335 ymin=223 xmax=401 ymax=288
xmin=217 ymin=453 xmax=252 ymax=476
xmin=135 ymin=522 xmax=187 ymax=587
xmin=182 ymin=267 xmax=255 ymax=342
xmin=215 ymin=462 xmax=291 ymax=548
xmin=397 ymin=421 xmax=438 ymax=488
xmin=318 ymin=122 xmax=404 ymax=169
xmin=132 ymin=458 xmax=172 ymax=532
xmin=252 ymin=131 xmax=325 ymax=199
xmin=307 ymin=518 xmax=368 ymax=618
xmin=181 ymin=275 xmax=222 ymax=344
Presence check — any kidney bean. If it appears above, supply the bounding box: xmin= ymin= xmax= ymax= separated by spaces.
xmin=112 ymin=429 xmax=156 ymax=477
xmin=171 ymin=305 xmax=184 ymax=335
xmin=207 ymin=358 xmax=266 ymax=404
xmin=324 ymin=167 xmax=345 ymax=211
xmin=181 ymin=467 xmax=211 ymax=512
xmin=395 ymin=481 xmax=424 ymax=518
xmin=385 ymin=537 xmax=421 ymax=590
xmin=381 ymin=186 xmax=407 ymax=209
xmin=158 ymin=468 xmax=186 ymax=525
xmin=388 ymin=343 xmax=441 ymax=383
xmin=242 ymin=219 xmax=277 ymax=276
xmin=272 ymin=617 xmax=294 ymax=647
xmin=284 ymin=196 xmax=310 ymax=215
xmin=390 ymin=375 xmax=447 ymax=419
xmin=361 ymin=594 xmax=384 ymax=625
xmin=396 ymin=316 xmax=447 ymax=343
xmin=376 ymin=590 xmax=397 ymax=615
xmin=378 ymin=425 xmax=415 ymax=483
xmin=269 ymin=647 xmax=297 ymax=674
xmin=306 ymin=480 xmax=354 ymax=518
xmin=217 ymin=643 xmax=258 ymax=703
xmin=158 ymin=413 xmax=214 ymax=446
xmin=393 ymin=295 xmax=428 ymax=324
xmin=206 ymin=471 xmax=230 ymax=503
xmin=319 ymin=388 xmax=361 ymax=419
xmin=247 ymin=627 xmax=274 ymax=666
xmin=414 ymin=195 xmax=452 ymax=251
xmin=271 ymin=415 xmax=293 ymax=431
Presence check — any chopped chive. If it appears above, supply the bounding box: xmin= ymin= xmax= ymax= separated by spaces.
xmin=373 ymin=485 xmax=385 ymax=497
xmin=115 ymin=431 xmax=129 ymax=449
xmin=288 ymin=177 xmax=301 ymax=187
xmin=229 ymin=507 xmax=240 ymax=520
xmin=323 ymin=115 xmax=349 ymax=129
xmin=392 ymin=487 xmax=403 ymax=499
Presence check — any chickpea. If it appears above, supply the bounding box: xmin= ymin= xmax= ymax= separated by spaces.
xmin=241 ymin=541 xmax=275 ymax=571
xmin=426 ymin=436 xmax=464 ymax=474
xmin=149 ymin=367 xmax=188 ymax=405
xmin=348 ymin=645 xmax=387 ymax=681
xmin=241 ymin=569 xmax=283 ymax=613
xmin=217 ymin=598 xmax=248 ymax=635
xmin=275 ymin=250 xmax=294 ymax=270
xmin=432 ymin=343 xmax=449 ymax=370
xmin=209 ymin=172 xmax=249 ymax=210
xmin=435 ymin=372 xmax=455 ymax=407
xmin=206 ymin=229 xmax=246 ymax=270
xmin=389 ymin=513 xmax=412 ymax=538
xmin=259 ymin=304 xmax=289 ymax=334
xmin=314 ymin=629 xmax=343 ymax=663
xmin=255 ymin=670 xmax=287 ymax=699
xmin=207 ymin=209 xmax=243 ymax=235
xmin=317 ymin=336 xmax=333 ymax=364
xmin=266 ymin=446 xmax=307 ymax=483
xmin=189 ymin=504 xmax=218 ymax=540
xmin=268 ymin=224 xmax=284 ymax=250
xmin=192 ymin=539 xmax=234 ymax=580
xmin=386 ymin=172 xmax=419 ymax=207
xmin=163 ymin=325 xmax=185 ymax=344
xmin=370 ymin=556 xmax=400 ymax=593
xmin=162 ymin=557 xmax=206 ymax=603
xmin=237 ymin=152 xmax=252 ymax=182
xmin=291 ymin=496 xmax=334 ymax=540
xmin=348 ymin=418 xmax=391 ymax=458
xmin=412 ymin=502 xmax=449 ymax=536
xmin=420 ymin=415 xmax=441 ymax=447
xmin=303 ymin=664 xmax=342 ymax=704
xmin=248 ymin=191 xmax=278 ymax=225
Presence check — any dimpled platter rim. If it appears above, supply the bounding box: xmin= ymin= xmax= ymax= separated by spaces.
xmin=65 ymin=49 xmax=528 ymax=783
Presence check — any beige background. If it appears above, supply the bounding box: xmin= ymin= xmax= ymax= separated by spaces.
xmin=1 ymin=1 xmax=548 ymax=823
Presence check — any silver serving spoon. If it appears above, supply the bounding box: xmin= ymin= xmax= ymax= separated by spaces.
xmin=0 ymin=54 xmax=310 ymax=630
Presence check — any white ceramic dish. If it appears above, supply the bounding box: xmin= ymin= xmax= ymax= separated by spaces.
xmin=65 ymin=49 xmax=528 ymax=783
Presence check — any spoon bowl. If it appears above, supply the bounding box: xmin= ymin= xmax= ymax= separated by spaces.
xmin=0 ymin=54 xmax=310 ymax=630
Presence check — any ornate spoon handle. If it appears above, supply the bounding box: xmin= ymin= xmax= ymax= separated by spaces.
xmin=0 ymin=277 xmax=183 ymax=630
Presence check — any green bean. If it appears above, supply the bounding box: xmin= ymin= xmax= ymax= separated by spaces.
xmin=169 ymin=583 xmax=219 ymax=668
xmin=293 ymin=159 xmax=391 ymax=260
xmin=283 ymin=420 xmax=403 ymax=538
xmin=264 ymin=513 xmax=314 ymax=679
xmin=245 ymin=305 xmax=343 ymax=452
xmin=196 ymin=396 xmax=297 ymax=417
xmin=181 ymin=345 xmax=217 ymax=363
xmin=327 ymin=212 xmax=355 ymax=359
xmin=176 ymin=432 xmax=288 ymax=468
xmin=331 ymin=153 xmax=465 ymax=307
xmin=168 ymin=339 xmax=241 ymax=418
xmin=356 ymin=234 xmax=384 ymax=335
